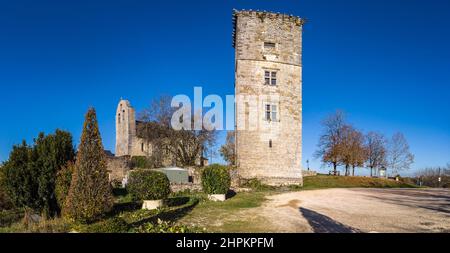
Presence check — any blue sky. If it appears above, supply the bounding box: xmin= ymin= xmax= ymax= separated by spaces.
xmin=0 ymin=0 xmax=449 ymax=176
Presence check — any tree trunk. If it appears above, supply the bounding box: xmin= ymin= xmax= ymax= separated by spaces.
xmin=370 ymin=167 xmax=373 ymax=177
xmin=345 ymin=165 xmax=349 ymax=176
xmin=352 ymin=166 xmax=355 ymax=176
xmin=333 ymin=162 xmax=337 ymax=175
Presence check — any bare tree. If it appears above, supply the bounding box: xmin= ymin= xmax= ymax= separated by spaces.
xmin=137 ymin=96 xmax=217 ymax=167
xmin=415 ymin=164 xmax=450 ymax=188
xmin=219 ymin=131 xmax=236 ymax=166
xmin=340 ymin=125 xmax=367 ymax=176
xmin=315 ymin=110 xmax=346 ymax=175
xmin=365 ymin=131 xmax=387 ymax=177
xmin=388 ymin=132 xmax=414 ymax=175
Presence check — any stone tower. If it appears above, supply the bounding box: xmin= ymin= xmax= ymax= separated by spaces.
xmin=233 ymin=10 xmax=304 ymax=185
xmin=115 ymin=99 xmax=152 ymax=157
xmin=115 ymin=99 xmax=137 ymax=156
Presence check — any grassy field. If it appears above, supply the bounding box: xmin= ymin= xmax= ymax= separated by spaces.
xmin=302 ymin=175 xmax=419 ymax=190
xmin=0 ymin=175 xmax=419 ymax=233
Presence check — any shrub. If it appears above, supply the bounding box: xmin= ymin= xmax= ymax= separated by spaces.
xmin=131 ymin=156 xmax=154 ymax=169
xmin=63 ymin=108 xmax=113 ymax=223
xmin=127 ymin=170 xmax=171 ymax=201
xmin=55 ymin=161 xmax=74 ymax=212
xmin=240 ymin=178 xmax=275 ymax=192
xmin=201 ymin=164 xmax=231 ymax=195
xmin=135 ymin=218 xmax=203 ymax=233
xmin=0 ymin=167 xmax=13 ymax=210
xmin=0 ymin=209 xmax=23 ymax=227
xmin=26 ymin=217 xmax=71 ymax=233
xmin=83 ymin=217 xmax=129 ymax=233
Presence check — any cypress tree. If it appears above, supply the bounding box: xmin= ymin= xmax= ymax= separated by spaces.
xmin=64 ymin=108 xmax=113 ymax=223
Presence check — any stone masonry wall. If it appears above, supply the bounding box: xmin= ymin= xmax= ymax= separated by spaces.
xmin=234 ymin=10 xmax=303 ymax=186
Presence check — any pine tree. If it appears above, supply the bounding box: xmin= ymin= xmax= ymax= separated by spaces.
xmin=64 ymin=108 xmax=113 ymax=223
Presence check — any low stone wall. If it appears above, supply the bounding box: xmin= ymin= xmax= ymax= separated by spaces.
xmin=170 ymin=183 xmax=202 ymax=193
xmin=302 ymin=170 xmax=317 ymax=177
xmin=259 ymin=177 xmax=303 ymax=186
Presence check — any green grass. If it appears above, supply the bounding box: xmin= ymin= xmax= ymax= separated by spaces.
xmin=301 ymin=175 xmax=419 ymax=190
xmin=176 ymin=191 xmax=270 ymax=232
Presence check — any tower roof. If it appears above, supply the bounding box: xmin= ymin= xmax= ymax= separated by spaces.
xmin=118 ymin=99 xmax=132 ymax=107
xmin=232 ymin=9 xmax=305 ymax=48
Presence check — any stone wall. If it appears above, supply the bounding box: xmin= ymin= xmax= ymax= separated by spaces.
xmin=234 ymin=10 xmax=303 ymax=186
xmin=302 ymin=170 xmax=317 ymax=177
xmin=107 ymin=156 xmax=131 ymax=184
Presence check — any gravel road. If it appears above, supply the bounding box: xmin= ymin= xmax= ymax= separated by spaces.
xmin=258 ymin=188 xmax=450 ymax=233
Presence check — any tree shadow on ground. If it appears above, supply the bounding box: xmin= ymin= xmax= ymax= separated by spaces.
xmin=299 ymin=207 xmax=361 ymax=233
xmin=226 ymin=190 xmax=237 ymax=199
xmin=166 ymin=197 xmax=190 ymax=207
xmin=129 ymin=197 xmax=200 ymax=228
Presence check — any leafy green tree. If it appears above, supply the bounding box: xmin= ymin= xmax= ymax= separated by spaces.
xmin=3 ymin=141 xmax=40 ymax=210
xmin=64 ymin=108 xmax=113 ymax=223
xmin=3 ymin=130 xmax=75 ymax=217
xmin=34 ymin=130 xmax=75 ymax=217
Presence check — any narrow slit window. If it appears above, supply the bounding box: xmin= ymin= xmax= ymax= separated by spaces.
xmin=118 ymin=113 xmax=121 ymax=124
xmin=265 ymin=104 xmax=271 ymax=121
xmin=269 ymin=139 xmax=272 ymax=148
xmin=141 ymin=143 xmax=144 ymax=152
xmin=264 ymin=42 xmax=276 ymax=49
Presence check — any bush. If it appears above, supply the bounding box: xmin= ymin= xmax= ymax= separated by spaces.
xmin=131 ymin=156 xmax=154 ymax=169
xmin=240 ymin=178 xmax=275 ymax=192
xmin=201 ymin=164 xmax=231 ymax=195
xmin=127 ymin=170 xmax=171 ymax=201
xmin=135 ymin=218 xmax=203 ymax=233
xmin=0 ymin=209 xmax=23 ymax=227
xmin=83 ymin=217 xmax=129 ymax=233
xmin=55 ymin=161 xmax=74 ymax=211
xmin=0 ymin=167 xmax=13 ymax=210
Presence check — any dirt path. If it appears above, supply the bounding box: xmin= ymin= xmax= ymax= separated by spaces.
xmin=252 ymin=188 xmax=450 ymax=233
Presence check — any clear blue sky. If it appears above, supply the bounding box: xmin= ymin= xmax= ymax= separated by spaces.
xmin=0 ymin=0 xmax=449 ymax=176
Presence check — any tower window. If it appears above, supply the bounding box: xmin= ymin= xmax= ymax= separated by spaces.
xmin=265 ymin=104 xmax=278 ymax=121
xmin=118 ymin=113 xmax=121 ymax=124
xmin=264 ymin=71 xmax=277 ymax=86
xmin=141 ymin=143 xmax=144 ymax=152
xmin=269 ymin=139 xmax=273 ymax=148
xmin=264 ymin=42 xmax=276 ymax=49
xmin=265 ymin=104 xmax=271 ymax=121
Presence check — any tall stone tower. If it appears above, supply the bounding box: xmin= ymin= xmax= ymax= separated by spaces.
xmin=233 ymin=10 xmax=304 ymax=185
xmin=115 ymin=99 xmax=137 ymax=157
xmin=115 ymin=99 xmax=152 ymax=157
